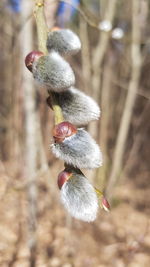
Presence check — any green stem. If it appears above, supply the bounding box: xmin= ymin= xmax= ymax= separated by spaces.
xmin=51 ymin=93 xmax=64 ymax=124
xmin=34 ymin=0 xmax=48 ymax=54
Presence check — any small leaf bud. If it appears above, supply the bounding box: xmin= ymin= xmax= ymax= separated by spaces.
xmin=25 ymin=51 xmax=44 ymax=72
xmin=98 ymin=20 xmax=112 ymax=32
xmin=32 ymin=51 xmax=75 ymax=91
xmin=112 ymin=28 xmax=124 ymax=40
xmin=47 ymin=29 xmax=81 ymax=55
xmin=95 ymin=187 xmax=110 ymax=212
xmin=102 ymin=197 xmax=110 ymax=212
xmin=52 ymin=127 xmax=102 ymax=169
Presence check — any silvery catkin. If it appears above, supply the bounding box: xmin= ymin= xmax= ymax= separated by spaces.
xmin=32 ymin=51 xmax=75 ymax=91
xmin=51 ymin=87 xmax=100 ymax=126
xmin=47 ymin=29 xmax=81 ymax=55
xmin=59 ymin=168 xmax=99 ymax=222
xmin=52 ymin=126 xmax=102 ymax=169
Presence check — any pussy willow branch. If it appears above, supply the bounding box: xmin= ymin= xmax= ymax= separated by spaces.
xmin=33 ymin=0 xmax=105 ymax=201
xmin=34 ymin=0 xmax=64 ymax=124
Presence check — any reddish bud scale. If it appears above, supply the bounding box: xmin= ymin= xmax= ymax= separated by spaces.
xmin=102 ymin=197 xmax=110 ymax=212
xmin=53 ymin=121 xmax=77 ymax=143
xmin=25 ymin=51 xmax=44 ymax=72
xmin=57 ymin=170 xmax=72 ymax=189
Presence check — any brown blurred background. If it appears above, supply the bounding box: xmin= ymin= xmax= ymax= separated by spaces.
xmin=0 ymin=0 xmax=150 ymax=266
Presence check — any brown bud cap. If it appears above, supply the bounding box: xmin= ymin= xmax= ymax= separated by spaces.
xmin=53 ymin=121 xmax=77 ymax=143
xmin=25 ymin=51 xmax=44 ymax=72
xmin=57 ymin=170 xmax=72 ymax=189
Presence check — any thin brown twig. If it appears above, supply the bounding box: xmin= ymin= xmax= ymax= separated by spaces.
xmin=106 ymin=0 xmax=142 ymax=200
xmin=59 ymin=0 xmax=98 ymax=28
xmin=92 ymin=0 xmax=118 ymax=99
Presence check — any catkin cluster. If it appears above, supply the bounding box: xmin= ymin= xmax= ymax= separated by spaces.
xmin=25 ymin=28 xmax=109 ymax=222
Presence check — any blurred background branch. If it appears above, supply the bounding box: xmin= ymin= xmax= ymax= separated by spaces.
xmin=106 ymin=0 xmax=142 ymax=200
xmin=0 ymin=0 xmax=150 ymax=266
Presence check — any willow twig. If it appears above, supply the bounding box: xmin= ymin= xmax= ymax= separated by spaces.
xmin=34 ymin=0 xmax=64 ymax=124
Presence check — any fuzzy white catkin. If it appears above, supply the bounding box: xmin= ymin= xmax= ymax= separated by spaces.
xmin=51 ymin=129 xmax=102 ymax=169
xmin=55 ymin=87 xmax=100 ymax=125
xmin=32 ymin=51 xmax=75 ymax=91
xmin=47 ymin=29 xmax=81 ymax=55
xmin=60 ymin=172 xmax=98 ymax=222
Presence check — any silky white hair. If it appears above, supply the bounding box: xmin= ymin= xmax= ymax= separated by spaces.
xmin=47 ymin=29 xmax=81 ymax=55
xmin=54 ymin=87 xmax=100 ymax=126
xmin=51 ymin=129 xmax=102 ymax=169
xmin=60 ymin=171 xmax=98 ymax=222
xmin=32 ymin=51 xmax=75 ymax=91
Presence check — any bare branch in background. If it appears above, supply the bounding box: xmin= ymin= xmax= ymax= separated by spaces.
xmin=89 ymin=0 xmax=117 ymax=140
xmin=106 ymin=0 xmax=142 ymax=200
xmin=58 ymin=0 xmax=99 ymax=28
xmin=122 ymin=102 xmax=150 ymax=177
xmin=79 ymin=16 xmax=92 ymax=93
xmin=99 ymin=0 xmax=108 ymax=18
xmin=21 ymin=0 xmax=48 ymax=265
xmin=44 ymin=0 xmax=59 ymax=28
xmin=96 ymin=51 xmax=115 ymax=189
xmin=0 ymin=8 xmax=13 ymax=160
xmin=21 ymin=0 xmax=37 ymax=264
xmin=92 ymin=0 xmax=117 ymax=100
